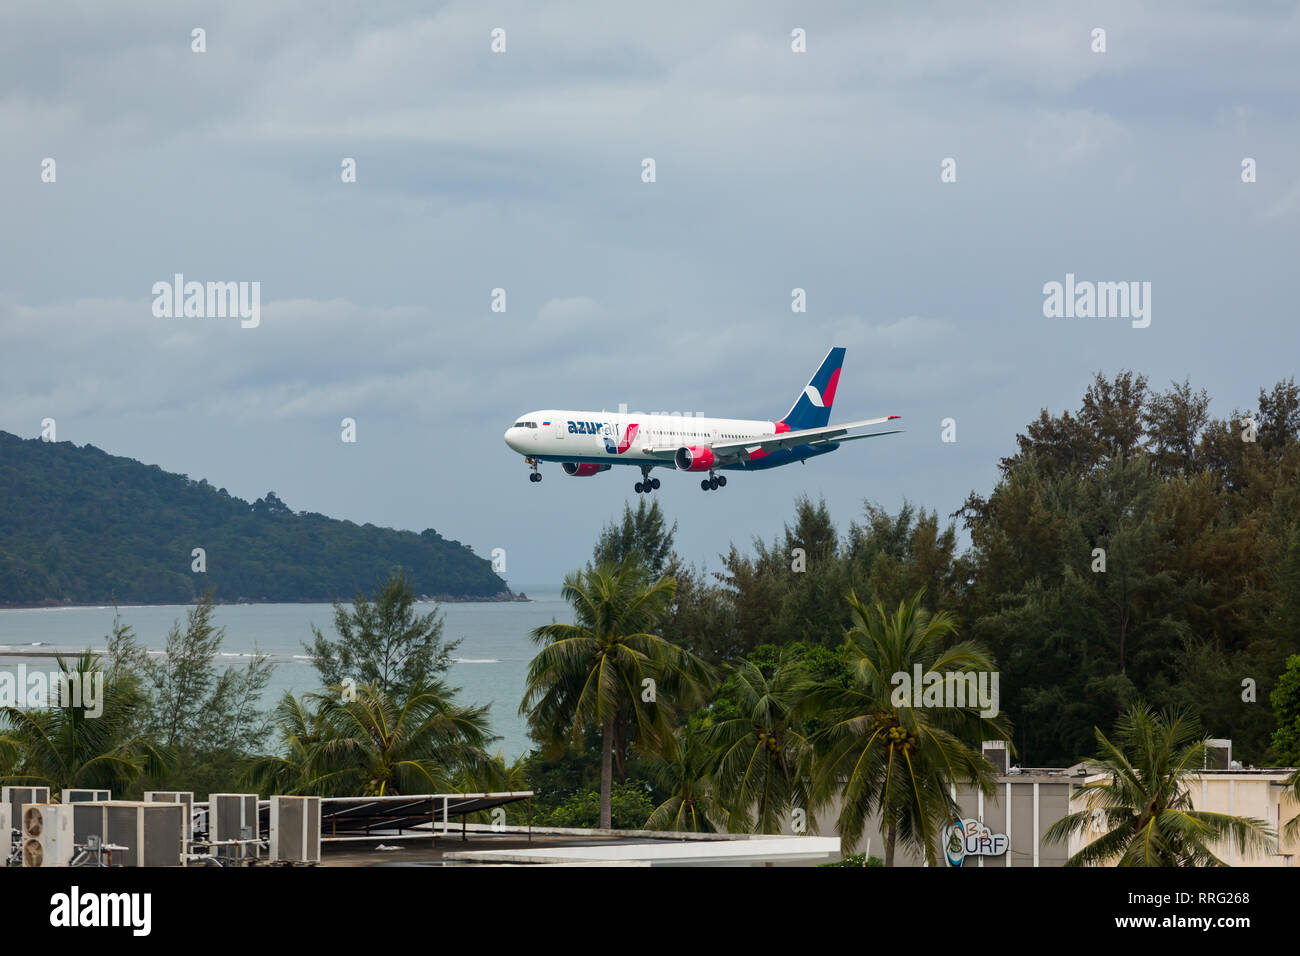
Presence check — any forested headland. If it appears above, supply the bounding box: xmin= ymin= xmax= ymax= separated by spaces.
xmin=0 ymin=431 xmax=513 ymax=605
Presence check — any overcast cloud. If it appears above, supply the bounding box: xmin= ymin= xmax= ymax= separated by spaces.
xmin=2 ymin=1 xmax=1298 ymax=591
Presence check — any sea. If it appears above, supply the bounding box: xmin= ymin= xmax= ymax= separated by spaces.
xmin=0 ymin=595 xmax=572 ymax=761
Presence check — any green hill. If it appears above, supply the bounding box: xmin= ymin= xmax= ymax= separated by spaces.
xmin=0 ymin=431 xmax=514 ymax=605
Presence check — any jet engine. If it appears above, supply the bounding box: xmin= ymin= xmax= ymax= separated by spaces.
xmin=562 ymin=462 xmax=611 ymax=477
xmin=674 ymin=446 xmax=715 ymax=472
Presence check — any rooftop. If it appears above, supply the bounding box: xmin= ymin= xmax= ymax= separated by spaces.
xmin=318 ymin=826 xmax=841 ymax=867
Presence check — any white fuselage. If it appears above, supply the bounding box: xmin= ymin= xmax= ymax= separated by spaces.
xmin=504 ymin=410 xmax=780 ymax=467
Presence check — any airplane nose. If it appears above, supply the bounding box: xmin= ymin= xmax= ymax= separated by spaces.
xmin=504 ymin=427 xmax=520 ymax=451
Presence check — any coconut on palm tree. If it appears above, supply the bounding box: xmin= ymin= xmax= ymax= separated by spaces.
xmin=521 ymin=562 xmax=712 ymax=829
xmin=810 ymin=589 xmax=1009 ymax=866
xmin=1047 ymin=703 xmax=1275 ymax=866
xmin=706 ymin=650 xmax=814 ymax=834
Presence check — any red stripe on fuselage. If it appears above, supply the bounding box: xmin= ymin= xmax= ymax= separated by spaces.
xmin=617 ymin=423 xmax=639 ymax=453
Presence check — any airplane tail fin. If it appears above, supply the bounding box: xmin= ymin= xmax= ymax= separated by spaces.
xmin=780 ymin=347 xmax=846 ymax=431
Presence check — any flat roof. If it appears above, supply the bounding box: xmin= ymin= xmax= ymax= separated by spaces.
xmin=998 ymin=770 xmax=1088 ymax=781
xmin=443 ymin=835 xmax=841 ymax=866
xmin=315 ymin=826 xmax=843 ymax=867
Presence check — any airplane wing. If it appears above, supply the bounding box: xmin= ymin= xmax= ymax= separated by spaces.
xmin=817 ymin=429 xmax=904 ymax=445
xmin=640 ymin=416 xmax=902 ymax=462
xmin=639 ymin=447 xmax=680 ymax=460
xmin=710 ymin=416 xmax=902 ymax=460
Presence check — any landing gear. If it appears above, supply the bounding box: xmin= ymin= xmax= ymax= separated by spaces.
xmin=700 ymin=473 xmax=727 ymax=491
xmin=526 ymin=457 xmax=541 ymax=483
xmin=635 ymin=467 xmax=661 ymax=494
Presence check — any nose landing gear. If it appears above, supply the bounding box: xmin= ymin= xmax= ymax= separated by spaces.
xmin=526 ymin=457 xmax=541 ymax=483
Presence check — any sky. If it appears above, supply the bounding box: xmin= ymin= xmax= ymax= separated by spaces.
xmin=2 ymin=1 xmax=1298 ymax=594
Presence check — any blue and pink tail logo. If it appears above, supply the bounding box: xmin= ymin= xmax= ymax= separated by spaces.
xmin=782 ymin=347 xmax=845 ymax=431
xmin=605 ymin=423 xmax=639 ymax=454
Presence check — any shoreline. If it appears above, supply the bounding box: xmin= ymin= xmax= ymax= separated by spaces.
xmin=0 ymin=591 xmax=532 ymax=611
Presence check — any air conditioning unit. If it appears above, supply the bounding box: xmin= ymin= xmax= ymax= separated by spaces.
xmin=982 ymin=740 xmax=1010 ymax=775
xmin=144 ymin=790 xmax=194 ymax=809
xmin=71 ymin=801 xmax=186 ymax=867
xmin=209 ymin=793 xmax=261 ymax=862
xmin=71 ymin=801 xmax=107 ymax=853
xmin=61 ymin=788 xmax=112 ymax=803
xmin=1205 ymin=739 xmax=1232 ymax=770
xmin=21 ymin=803 xmax=74 ymax=867
xmin=145 ymin=791 xmax=196 ymax=853
xmin=3 ymin=786 xmax=51 ymax=829
xmin=270 ymin=796 xmax=321 ymax=864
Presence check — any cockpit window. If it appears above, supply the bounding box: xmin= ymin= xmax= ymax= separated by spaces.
xmin=513 ymin=420 xmax=537 ymax=429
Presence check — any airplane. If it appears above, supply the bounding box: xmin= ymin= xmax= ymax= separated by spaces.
xmin=502 ymin=346 xmax=902 ymax=493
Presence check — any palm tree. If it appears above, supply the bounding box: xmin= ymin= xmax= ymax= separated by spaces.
xmin=810 ymin=590 xmax=1008 ymax=866
xmin=706 ymin=650 xmax=813 ymax=834
xmin=245 ymin=679 xmax=497 ymax=796
xmin=0 ymin=652 xmax=168 ymax=793
xmin=521 ymin=562 xmax=712 ymax=829
xmin=1046 ymin=703 xmax=1275 ymax=866
xmin=645 ymin=724 xmax=722 ymax=832
xmin=451 ymin=750 xmax=527 ymax=796
xmin=243 ymin=692 xmax=328 ymax=794
xmin=1284 ymin=767 xmax=1300 ymax=845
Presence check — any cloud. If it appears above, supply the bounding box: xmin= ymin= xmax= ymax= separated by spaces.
xmin=1 ymin=1 xmax=1297 ymax=585
xmin=536 ymin=295 xmax=605 ymax=328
